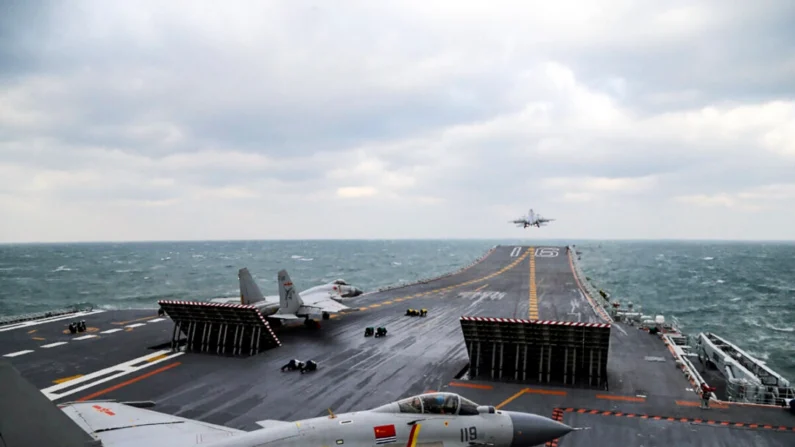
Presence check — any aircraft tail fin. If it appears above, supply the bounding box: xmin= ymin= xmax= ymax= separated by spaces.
xmin=277 ymin=269 xmax=303 ymax=315
xmin=0 ymin=361 xmax=101 ymax=446
xmin=238 ymin=268 xmax=266 ymax=305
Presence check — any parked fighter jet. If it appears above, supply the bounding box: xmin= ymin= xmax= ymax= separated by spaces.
xmin=510 ymin=208 xmax=555 ymax=228
xmin=0 ymin=361 xmax=578 ymax=447
xmin=210 ymin=268 xmax=361 ymax=328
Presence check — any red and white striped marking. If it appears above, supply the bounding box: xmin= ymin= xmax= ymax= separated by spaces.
xmin=157 ymin=300 xmax=281 ymax=346
xmin=460 ymin=316 xmax=611 ymax=328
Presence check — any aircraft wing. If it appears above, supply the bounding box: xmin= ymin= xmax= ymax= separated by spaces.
xmin=0 ymin=361 xmax=246 ymax=447
xmin=60 ymin=401 xmax=245 ymax=447
xmin=299 ymin=291 xmax=351 ymax=313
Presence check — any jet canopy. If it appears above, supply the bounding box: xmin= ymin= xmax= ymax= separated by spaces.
xmin=391 ymin=392 xmax=481 ymax=416
xmin=332 ymin=279 xmax=349 ymax=285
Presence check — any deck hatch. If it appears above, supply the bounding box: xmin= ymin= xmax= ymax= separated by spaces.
xmin=459 ymin=316 xmax=611 ymax=388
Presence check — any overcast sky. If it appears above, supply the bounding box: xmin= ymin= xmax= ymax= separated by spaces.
xmin=2 ymin=0 xmax=794 ymax=242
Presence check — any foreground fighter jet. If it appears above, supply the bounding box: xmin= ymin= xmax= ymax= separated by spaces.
xmin=211 ymin=268 xmax=363 ymax=327
xmin=510 ymin=208 xmax=555 ymax=228
xmin=0 ymin=361 xmax=577 ymax=447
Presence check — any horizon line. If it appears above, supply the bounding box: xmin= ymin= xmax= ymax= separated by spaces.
xmin=2 ymin=237 xmax=795 ymax=245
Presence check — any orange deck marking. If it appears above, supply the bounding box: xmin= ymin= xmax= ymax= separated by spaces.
xmin=77 ymin=362 xmax=181 ymax=401
xmin=53 ymin=374 xmax=83 ymax=384
xmin=596 ymin=394 xmax=645 ymax=402
xmin=447 ymin=382 xmax=493 ymax=390
xmin=524 ymin=388 xmax=567 ymax=396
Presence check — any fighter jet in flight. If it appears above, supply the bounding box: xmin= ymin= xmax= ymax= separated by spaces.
xmin=0 ymin=362 xmax=578 ymax=447
xmin=210 ymin=268 xmax=362 ymax=328
xmin=510 ymin=208 xmax=555 ymax=228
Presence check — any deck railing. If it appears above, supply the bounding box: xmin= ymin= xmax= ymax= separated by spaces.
xmin=725 ymin=379 xmax=795 ymax=406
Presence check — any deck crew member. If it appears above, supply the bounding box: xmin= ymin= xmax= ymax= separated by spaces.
xmin=700 ymin=383 xmax=715 ymax=409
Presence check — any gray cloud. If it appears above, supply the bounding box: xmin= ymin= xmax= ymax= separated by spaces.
xmin=1 ymin=0 xmax=795 ymax=242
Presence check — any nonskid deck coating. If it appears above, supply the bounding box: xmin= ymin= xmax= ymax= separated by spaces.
xmin=2 ymin=245 xmax=793 ymax=446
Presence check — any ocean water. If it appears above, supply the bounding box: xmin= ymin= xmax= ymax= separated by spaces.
xmin=1 ymin=239 xmax=793 ymax=379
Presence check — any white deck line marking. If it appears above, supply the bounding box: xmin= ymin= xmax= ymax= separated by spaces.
xmin=0 ymin=310 xmax=106 ymax=332
xmin=147 ymin=318 xmax=167 ymax=323
xmin=40 ymin=342 xmax=69 ymax=348
xmin=125 ymin=323 xmax=147 ymax=328
xmin=510 ymin=247 xmax=522 ymax=257
xmin=100 ymin=328 xmax=123 ymax=334
xmin=41 ymin=349 xmax=184 ymax=401
xmin=3 ymin=350 xmax=35 ymax=357
xmin=73 ymin=334 xmax=98 ymax=340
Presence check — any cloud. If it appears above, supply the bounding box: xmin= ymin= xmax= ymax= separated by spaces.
xmin=675 ymin=184 xmax=795 ymax=212
xmin=336 ymin=186 xmax=378 ymax=199
xmin=1 ymin=0 xmax=794 ymax=242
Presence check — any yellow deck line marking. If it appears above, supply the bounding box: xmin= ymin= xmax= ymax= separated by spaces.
xmin=147 ymin=354 xmax=168 ymax=363
xmin=27 ymin=329 xmax=37 ymax=334
xmin=496 ymin=389 xmax=527 ymax=409
xmin=330 ymin=249 xmax=532 ymax=323
xmin=32 ymin=336 xmax=46 ymax=341
xmin=53 ymin=374 xmax=83 ymax=384
xmin=529 ymin=247 xmax=538 ymax=319
xmin=473 ymin=284 xmax=488 ymax=292
xmin=112 ymin=315 xmax=159 ymax=326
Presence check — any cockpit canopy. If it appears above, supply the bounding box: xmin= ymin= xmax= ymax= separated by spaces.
xmin=394 ymin=392 xmax=480 ymax=416
xmin=332 ymin=279 xmax=349 ymax=285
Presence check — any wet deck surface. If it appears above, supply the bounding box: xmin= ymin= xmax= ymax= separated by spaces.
xmin=2 ymin=245 xmax=793 ymax=444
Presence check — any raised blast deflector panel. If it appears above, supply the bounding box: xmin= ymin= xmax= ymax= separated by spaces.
xmin=158 ymin=300 xmax=281 ymax=356
xmin=459 ymin=316 xmax=611 ymax=388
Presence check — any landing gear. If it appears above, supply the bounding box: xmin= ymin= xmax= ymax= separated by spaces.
xmin=322 ymin=312 xmax=330 ymax=320
xmin=304 ymin=318 xmax=321 ymax=329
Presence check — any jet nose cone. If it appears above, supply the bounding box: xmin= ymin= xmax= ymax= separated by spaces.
xmin=507 ymin=411 xmax=574 ymax=446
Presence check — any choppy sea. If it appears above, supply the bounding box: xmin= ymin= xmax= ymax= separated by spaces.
xmin=1 ymin=239 xmax=793 ymax=379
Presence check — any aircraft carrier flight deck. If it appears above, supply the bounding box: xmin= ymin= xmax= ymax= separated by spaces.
xmin=2 ymin=245 xmax=794 ymax=446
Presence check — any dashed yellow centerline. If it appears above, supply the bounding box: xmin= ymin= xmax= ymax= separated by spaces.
xmin=147 ymin=354 xmax=168 ymax=363
xmin=529 ymin=247 xmax=539 ymax=320
xmin=53 ymin=374 xmax=83 ymax=384
xmin=473 ymin=284 xmax=488 ymax=292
